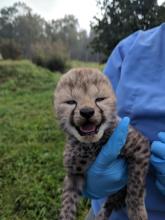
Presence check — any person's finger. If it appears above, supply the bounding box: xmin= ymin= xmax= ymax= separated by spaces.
xmin=151 ymin=141 xmax=165 ymax=160
xmin=158 ymin=132 xmax=165 ymax=143
xmin=150 ymin=153 xmax=165 ymax=173
xmin=95 ymin=117 xmax=130 ymax=167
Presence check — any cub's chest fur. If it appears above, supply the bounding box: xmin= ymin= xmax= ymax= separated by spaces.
xmin=54 ymin=68 xmax=150 ymax=220
xmin=64 ymin=128 xmax=113 ymax=174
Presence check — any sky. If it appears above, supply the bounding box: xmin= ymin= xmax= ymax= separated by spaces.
xmin=0 ymin=0 xmax=164 ymax=32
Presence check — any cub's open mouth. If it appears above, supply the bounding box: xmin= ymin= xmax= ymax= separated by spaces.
xmin=76 ymin=122 xmax=100 ymax=136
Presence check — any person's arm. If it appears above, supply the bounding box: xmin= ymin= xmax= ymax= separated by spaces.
xmin=83 ymin=117 xmax=130 ymax=199
xmin=103 ymin=30 xmax=139 ymax=91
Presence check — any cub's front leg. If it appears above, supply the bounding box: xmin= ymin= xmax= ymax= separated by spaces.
xmin=60 ymin=174 xmax=84 ymax=220
xmin=123 ymin=128 xmax=150 ymax=220
xmin=60 ymin=142 xmax=95 ymax=220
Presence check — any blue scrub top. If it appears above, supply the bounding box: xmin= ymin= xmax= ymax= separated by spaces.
xmin=92 ymin=23 xmax=165 ymax=219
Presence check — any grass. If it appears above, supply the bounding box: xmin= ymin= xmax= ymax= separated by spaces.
xmin=70 ymin=60 xmax=104 ymax=71
xmin=0 ymin=60 xmax=102 ymax=220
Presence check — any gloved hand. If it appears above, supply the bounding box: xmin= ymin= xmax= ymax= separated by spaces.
xmin=151 ymin=132 xmax=165 ymax=195
xmin=83 ymin=117 xmax=130 ymax=199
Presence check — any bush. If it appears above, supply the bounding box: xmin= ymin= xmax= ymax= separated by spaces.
xmin=33 ymin=54 xmax=67 ymax=73
xmin=0 ymin=39 xmax=21 ymax=60
xmin=31 ymin=41 xmax=70 ymax=72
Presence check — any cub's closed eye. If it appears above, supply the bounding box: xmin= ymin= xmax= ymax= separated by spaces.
xmin=65 ymin=100 xmax=77 ymax=105
xmin=95 ymin=97 xmax=107 ymax=102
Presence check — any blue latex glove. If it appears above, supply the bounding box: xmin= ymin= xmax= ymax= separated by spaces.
xmin=151 ymin=132 xmax=165 ymax=195
xmin=83 ymin=117 xmax=130 ymax=199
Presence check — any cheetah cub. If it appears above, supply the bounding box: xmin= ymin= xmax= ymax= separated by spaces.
xmin=54 ymin=68 xmax=150 ymax=220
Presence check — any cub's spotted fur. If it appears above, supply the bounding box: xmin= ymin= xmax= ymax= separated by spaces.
xmin=54 ymin=68 xmax=150 ymax=220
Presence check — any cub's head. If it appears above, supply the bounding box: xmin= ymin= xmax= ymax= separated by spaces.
xmin=54 ymin=68 xmax=116 ymax=143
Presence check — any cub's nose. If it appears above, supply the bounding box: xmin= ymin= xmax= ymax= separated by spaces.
xmin=80 ymin=107 xmax=95 ymax=119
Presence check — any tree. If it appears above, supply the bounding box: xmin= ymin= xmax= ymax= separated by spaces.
xmin=45 ymin=15 xmax=98 ymax=61
xmin=14 ymin=13 xmax=45 ymax=57
xmin=90 ymin=0 xmax=165 ymax=60
xmin=0 ymin=2 xmax=32 ymax=39
xmin=0 ymin=2 xmax=45 ymax=58
xmin=0 ymin=5 xmax=17 ymax=40
xmin=46 ymin=15 xmax=79 ymax=58
xmin=0 ymin=2 xmax=99 ymax=62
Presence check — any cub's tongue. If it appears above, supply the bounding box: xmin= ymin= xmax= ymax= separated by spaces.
xmin=80 ymin=123 xmax=96 ymax=133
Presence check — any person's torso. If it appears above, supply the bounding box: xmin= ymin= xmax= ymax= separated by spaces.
xmin=114 ymin=24 xmax=165 ymax=218
xmin=92 ymin=24 xmax=165 ymax=220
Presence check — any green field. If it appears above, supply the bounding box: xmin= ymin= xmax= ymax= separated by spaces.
xmin=0 ymin=60 xmax=103 ymax=220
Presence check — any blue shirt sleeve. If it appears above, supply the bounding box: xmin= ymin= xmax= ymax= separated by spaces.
xmin=103 ymin=31 xmax=140 ymax=91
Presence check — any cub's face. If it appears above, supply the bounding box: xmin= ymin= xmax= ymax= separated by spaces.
xmin=54 ymin=68 xmax=116 ymax=143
